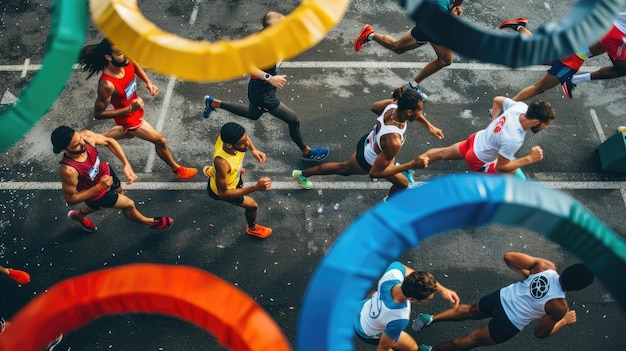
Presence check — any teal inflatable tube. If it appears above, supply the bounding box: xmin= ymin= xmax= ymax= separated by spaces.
xmin=398 ymin=0 xmax=626 ymax=67
xmin=0 ymin=0 xmax=88 ymax=152
xmin=297 ymin=174 xmax=626 ymax=351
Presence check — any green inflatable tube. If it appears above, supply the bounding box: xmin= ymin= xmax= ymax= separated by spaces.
xmin=0 ymin=0 xmax=88 ymax=152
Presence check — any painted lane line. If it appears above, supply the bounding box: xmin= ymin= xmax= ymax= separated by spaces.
xmin=189 ymin=0 xmax=201 ymax=25
xmin=0 ymin=62 xmax=606 ymax=73
xmin=144 ymin=76 xmax=177 ymax=173
xmin=589 ymin=108 xmax=606 ymax=142
xmin=20 ymin=58 xmax=30 ymax=78
xmin=2 ymin=180 xmax=625 ymax=191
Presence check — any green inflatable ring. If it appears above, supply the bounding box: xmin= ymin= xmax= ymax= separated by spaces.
xmin=0 ymin=0 xmax=88 ymax=152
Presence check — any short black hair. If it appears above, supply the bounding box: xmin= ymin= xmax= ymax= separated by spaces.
xmin=220 ymin=122 xmax=245 ymax=145
xmin=51 ymin=126 xmax=75 ymax=154
xmin=526 ymin=100 xmax=555 ymax=123
xmin=560 ymin=263 xmax=594 ymax=292
xmin=401 ymin=270 xmax=437 ymax=300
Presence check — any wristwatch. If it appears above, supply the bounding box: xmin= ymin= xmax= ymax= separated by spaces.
xmin=263 ymin=73 xmax=271 ymax=81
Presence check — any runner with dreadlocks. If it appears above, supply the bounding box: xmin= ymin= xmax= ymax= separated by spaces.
xmin=78 ymin=38 xmax=197 ymax=180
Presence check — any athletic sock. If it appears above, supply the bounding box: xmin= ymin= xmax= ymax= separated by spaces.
xmin=408 ymin=80 xmax=419 ymax=88
xmin=572 ymin=73 xmax=591 ymax=85
xmin=367 ymin=33 xmax=374 ymax=41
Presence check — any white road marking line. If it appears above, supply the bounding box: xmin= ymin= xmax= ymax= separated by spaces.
xmin=189 ymin=0 xmax=201 ymax=25
xmin=2 ymin=180 xmax=625 ymax=191
xmin=0 ymin=62 xmax=606 ymax=73
xmin=589 ymin=109 xmax=606 ymax=142
xmin=20 ymin=58 xmax=30 ymax=78
xmin=144 ymin=76 xmax=177 ymax=173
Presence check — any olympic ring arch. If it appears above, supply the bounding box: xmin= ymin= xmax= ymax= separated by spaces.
xmin=297 ymin=174 xmax=626 ymax=351
xmin=0 ymin=264 xmax=291 ymax=351
xmin=89 ymin=0 xmax=350 ymax=82
xmin=0 ymin=0 xmax=88 ymax=152
xmin=398 ymin=0 xmax=626 ymax=67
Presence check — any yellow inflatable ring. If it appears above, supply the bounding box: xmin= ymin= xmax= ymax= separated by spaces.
xmin=89 ymin=0 xmax=349 ymax=82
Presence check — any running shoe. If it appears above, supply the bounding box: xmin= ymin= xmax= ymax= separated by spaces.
xmin=7 ymin=269 xmax=30 ymax=284
xmin=246 ymin=224 xmax=272 ymax=238
xmin=0 ymin=317 xmax=6 ymax=334
xmin=203 ymin=95 xmax=216 ymax=118
xmin=150 ymin=217 xmax=174 ymax=230
xmin=616 ymin=126 xmax=626 ymax=133
xmin=292 ymin=170 xmax=313 ymax=189
xmin=396 ymin=162 xmax=415 ymax=185
xmin=68 ymin=210 xmax=97 ymax=232
xmin=44 ymin=334 xmax=63 ymax=351
xmin=418 ymin=344 xmax=433 ymax=351
xmin=174 ymin=166 xmax=198 ymax=180
xmin=404 ymin=82 xmax=428 ymax=101
xmin=302 ymin=147 xmax=330 ymax=161
xmin=412 ymin=313 xmax=434 ymax=331
xmin=498 ymin=17 xmax=528 ymax=30
xmin=354 ymin=24 xmax=374 ymax=52
xmin=561 ymin=78 xmax=576 ymax=99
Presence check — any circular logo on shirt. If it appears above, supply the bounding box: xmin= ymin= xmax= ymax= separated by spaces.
xmin=529 ymin=275 xmax=550 ymax=299
xmin=493 ymin=116 xmax=506 ymax=134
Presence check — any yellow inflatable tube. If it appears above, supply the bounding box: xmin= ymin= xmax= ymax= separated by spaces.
xmin=90 ymin=0 xmax=349 ymax=82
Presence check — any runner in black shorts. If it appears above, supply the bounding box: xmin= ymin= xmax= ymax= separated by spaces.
xmin=202 ymin=11 xmax=330 ymax=163
xmin=353 ymin=0 xmax=464 ymax=101
xmin=292 ymin=88 xmax=438 ymax=198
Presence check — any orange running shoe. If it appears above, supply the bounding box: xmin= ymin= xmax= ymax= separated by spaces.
xmin=7 ymin=269 xmax=30 ymax=284
xmin=354 ymin=25 xmax=374 ymax=52
xmin=246 ymin=224 xmax=272 ymax=238
xmin=498 ymin=18 xmax=528 ymax=30
xmin=174 ymin=166 xmax=198 ymax=180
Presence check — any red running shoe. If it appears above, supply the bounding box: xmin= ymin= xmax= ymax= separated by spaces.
xmin=354 ymin=25 xmax=374 ymax=52
xmin=68 ymin=210 xmax=97 ymax=232
xmin=7 ymin=269 xmax=30 ymax=284
xmin=498 ymin=18 xmax=528 ymax=31
xmin=151 ymin=217 xmax=174 ymax=230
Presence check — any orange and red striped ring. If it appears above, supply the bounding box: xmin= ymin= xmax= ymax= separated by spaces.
xmin=0 ymin=264 xmax=291 ymax=351
xmin=89 ymin=0 xmax=349 ymax=82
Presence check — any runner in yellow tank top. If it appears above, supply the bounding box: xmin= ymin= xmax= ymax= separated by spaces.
xmin=204 ymin=122 xmax=272 ymax=238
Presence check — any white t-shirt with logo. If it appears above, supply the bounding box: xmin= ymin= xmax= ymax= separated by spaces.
xmin=500 ymin=269 xmax=566 ymax=330
xmin=473 ymin=98 xmax=527 ymax=164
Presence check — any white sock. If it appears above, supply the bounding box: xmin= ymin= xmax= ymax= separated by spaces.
xmin=571 ymin=73 xmax=591 ymax=85
xmin=408 ymin=80 xmax=419 ymax=88
xmin=367 ymin=33 xmax=374 ymax=41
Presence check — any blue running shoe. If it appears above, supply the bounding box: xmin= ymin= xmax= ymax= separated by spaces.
xmin=203 ymin=95 xmax=216 ymax=118
xmin=404 ymin=82 xmax=428 ymax=101
xmin=418 ymin=344 xmax=433 ymax=351
xmin=303 ymin=147 xmax=330 ymax=161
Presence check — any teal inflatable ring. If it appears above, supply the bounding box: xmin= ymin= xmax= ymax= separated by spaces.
xmin=398 ymin=0 xmax=625 ymax=67
xmin=0 ymin=0 xmax=88 ymax=152
xmin=297 ymin=174 xmax=626 ymax=350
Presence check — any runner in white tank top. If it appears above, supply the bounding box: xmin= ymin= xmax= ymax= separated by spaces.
xmin=292 ymin=87 xmax=443 ymax=198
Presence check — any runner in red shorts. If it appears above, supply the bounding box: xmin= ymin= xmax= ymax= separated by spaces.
xmin=420 ymin=97 xmax=554 ymax=179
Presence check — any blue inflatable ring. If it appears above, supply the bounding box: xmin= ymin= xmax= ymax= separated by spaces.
xmin=297 ymin=174 xmax=626 ymax=351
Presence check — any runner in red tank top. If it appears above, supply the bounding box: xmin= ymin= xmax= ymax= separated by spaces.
xmin=78 ymin=38 xmax=197 ymax=180
xmin=51 ymin=126 xmax=174 ymax=231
